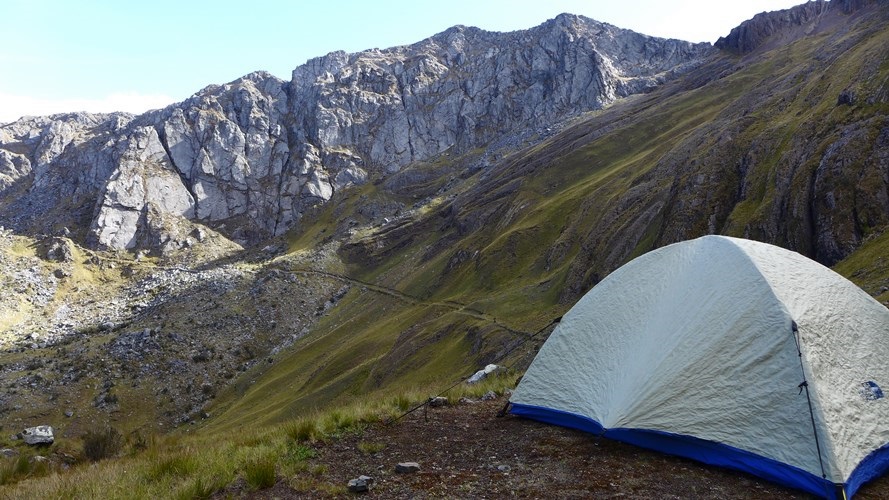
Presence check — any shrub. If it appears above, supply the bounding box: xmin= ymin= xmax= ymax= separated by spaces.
xmin=146 ymin=453 xmax=198 ymax=481
xmin=0 ymin=455 xmax=51 ymax=485
xmin=82 ymin=426 xmax=123 ymax=462
xmin=286 ymin=443 xmax=316 ymax=462
xmin=321 ymin=410 xmax=359 ymax=435
xmin=357 ymin=441 xmax=385 ymax=454
xmin=391 ymin=394 xmax=413 ymax=412
xmin=129 ymin=430 xmax=151 ymax=453
xmin=286 ymin=418 xmax=321 ymax=443
xmin=175 ymin=475 xmax=222 ymax=500
xmin=289 ymin=475 xmax=316 ymax=493
xmin=244 ymin=457 xmax=277 ymax=490
xmin=0 ymin=457 xmax=27 ymax=485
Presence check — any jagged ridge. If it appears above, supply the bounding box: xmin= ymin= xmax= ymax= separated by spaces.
xmin=715 ymin=0 xmax=876 ymax=53
xmin=0 ymin=14 xmax=710 ymax=251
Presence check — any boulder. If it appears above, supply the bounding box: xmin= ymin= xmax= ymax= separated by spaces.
xmin=395 ymin=462 xmax=420 ymax=473
xmin=347 ymin=478 xmax=369 ymax=493
xmin=22 ymin=425 xmax=54 ymax=446
xmin=43 ymin=237 xmax=74 ymax=263
xmin=428 ymin=396 xmax=448 ymax=407
xmin=467 ymin=364 xmax=504 ymax=384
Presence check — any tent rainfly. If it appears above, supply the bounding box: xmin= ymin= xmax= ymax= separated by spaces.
xmin=510 ymin=235 xmax=889 ymax=499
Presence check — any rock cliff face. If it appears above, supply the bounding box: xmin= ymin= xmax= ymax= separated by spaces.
xmin=0 ymin=14 xmax=710 ymax=251
xmin=714 ymin=0 xmax=876 ymax=54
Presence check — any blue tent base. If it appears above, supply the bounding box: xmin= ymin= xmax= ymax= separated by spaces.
xmin=846 ymin=442 xmax=889 ymax=498
xmin=510 ymin=403 xmax=849 ymax=499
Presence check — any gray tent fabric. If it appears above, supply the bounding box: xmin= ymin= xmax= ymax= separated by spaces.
xmin=510 ymin=235 xmax=889 ymax=498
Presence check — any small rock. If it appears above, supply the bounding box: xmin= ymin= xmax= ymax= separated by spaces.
xmin=837 ymin=89 xmax=856 ymax=106
xmin=497 ymin=464 xmax=511 ymax=472
xmin=429 ymin=396 xmax=448 ymax=407
xmin=29 ymin=455 xmax=48 ymax=464
xmin=64 ymin=410 xmax=73 ymax=417
xmin=22 ymin=425 xmax=54 ymax=446
xmin=481 ymin=391 xmax=498 ymax=401
xmin=192 ymin=228 xmax=207 ymax=242
xmin=395 ymin=462 xmax=420 ymax=473
xmin=347 ymin=478 xmax=369 ymax=493
xmin=458 ymin=397 xmax=476 ymax=404
xmin=358 ymin=475 xmax=374 ymax=485
xmin=0 ymin=448 xmax=17 ymax=457
xmin=44 ymin=238 xmax=73 ymax=262
xmin=53 ymin=268 xmax=70 ymax=279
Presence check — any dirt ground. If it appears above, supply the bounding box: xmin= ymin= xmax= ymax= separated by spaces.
xmin=240 ymin=396 xmax=889 ymax=498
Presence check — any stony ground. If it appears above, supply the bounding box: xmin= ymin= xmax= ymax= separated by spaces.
xmin=221 ymin=396 xmax=889 ymax=499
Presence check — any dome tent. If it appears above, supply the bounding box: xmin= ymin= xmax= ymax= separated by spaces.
xmin=510 ymin=235 xmax=889 ymax=499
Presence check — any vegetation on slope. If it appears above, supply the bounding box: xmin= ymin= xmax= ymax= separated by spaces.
xmin=203 ymin=2 xmax=889 ymax=429
xmin=1 ymin=3 xmax=888 ymax=497
xmin=0 ymin=375 xmax=515 ymax=497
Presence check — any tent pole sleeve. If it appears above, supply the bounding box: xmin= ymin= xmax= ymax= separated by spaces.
xmin=791 ymin=320 xmax=830 ymax=495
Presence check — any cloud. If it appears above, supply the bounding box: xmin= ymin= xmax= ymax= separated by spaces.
xmin=0 ymin=92 xmax=177 ymax=124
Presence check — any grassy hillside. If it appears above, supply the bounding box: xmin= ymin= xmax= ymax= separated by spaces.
xmin=1 ymin=3 xmax=888 ymax=497
xmin=200 ymin=3 xmax=889 ymax=430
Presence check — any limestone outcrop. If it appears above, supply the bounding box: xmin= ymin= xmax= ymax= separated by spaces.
xmin=0 ymin=14 xmax=710 ymax=251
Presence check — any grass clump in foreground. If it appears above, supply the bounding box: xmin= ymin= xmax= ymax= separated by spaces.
xmin=0 ymin=455 xmax=51 ymax=486
xmin=0 ymin=374 xmax=518 ymax=498
xmin=82 ymin=426 xmax=124 ymax=462
xmin=244 ymin=456 xmax=277 ymax=490
xmin=358 ymin=441 xmax=386 ymax=454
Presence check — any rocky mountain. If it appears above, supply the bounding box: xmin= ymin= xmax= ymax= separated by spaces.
xmin=714 ymin=0 xmax=866 ymax=53
xmin=245 ymin=0 xmax=887 ymax=424
xmin=0 ymin=14 xmax=709 ymax=253
xmin=0 ymin=0 xmax=887 ymax=481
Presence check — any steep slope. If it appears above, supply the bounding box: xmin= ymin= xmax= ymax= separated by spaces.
xmin=375 ymin=0 xmax=889 ymax=303
xmin=202 ymin=0 xmax=889 ymax=429
xmin=0 ymin=15 xmax=708 ymax=252
xmin=0 ymin=0 xmax=886 ymax=459
xmin=0 ymin=12 xmax=708 ymax=438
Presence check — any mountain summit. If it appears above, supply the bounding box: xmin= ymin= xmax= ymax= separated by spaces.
xmin=0 ymin=15 xmax=709 ymax=251
xmin=0 ymin=4 xmax=887 ymax=496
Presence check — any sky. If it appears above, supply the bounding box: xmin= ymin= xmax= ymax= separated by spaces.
xmin=0 ymin=0 xmax=806 ymax=123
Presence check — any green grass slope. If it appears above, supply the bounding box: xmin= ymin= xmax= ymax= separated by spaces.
xmin=204 ymin=3 xmax=889 ymax=429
